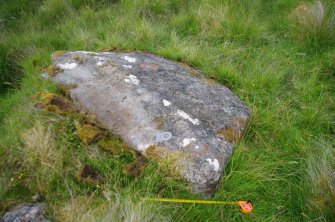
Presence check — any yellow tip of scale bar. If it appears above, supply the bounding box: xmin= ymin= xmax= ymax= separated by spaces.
xmin=141 ymin=198 xmax=253 ymax=214
xmin=141 ymin=197 xmax=237 ymax=205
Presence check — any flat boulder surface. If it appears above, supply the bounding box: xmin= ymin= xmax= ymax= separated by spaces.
xmin=48 ymin=51 xmax=250 ymax=194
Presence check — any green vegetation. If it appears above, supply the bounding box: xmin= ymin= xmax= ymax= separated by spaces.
xmin=1 ymin=0 xmax=334 ymax=221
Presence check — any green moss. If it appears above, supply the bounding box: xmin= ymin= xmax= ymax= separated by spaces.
xmin=98 ymin=134 xmax=129 ymax=156
xmin=33 ymin=92 xmax=76 ymax=115
xmin=153 ymin=115 xmax=164 ymax=129
xmin=145 ymin=145 xmax=190 ymax=179
xmin=43 ymin=64 xmax=62 ymax=77
xmin=34 ymin=92 xmax=54 ymax=104
xmin=76 ymin=123 xmax=101 ymax=145
xmin=53 ymin=50 xmax=66 ymax=60
xmin=57 ymin=83 xmax=77 ymax=98
xmin=72 ymin=55 xmax=83 ymax=64
xmin=217 ymin=128 xmax=240 ymax=143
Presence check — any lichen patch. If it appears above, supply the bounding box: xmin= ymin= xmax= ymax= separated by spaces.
xmin=122 ymin=65 xmax=132 ymax=69
xmin=163 ymin=99 xmax=171 ymax=107
xmin=137 ymin=143 xmax=151 ymax=151
xmin=206 ymin=158 xmax=220 ymax=171
xmin=123 ymin=56 xmax=136 ymax=63
xmin=57 ymin=62 xmax=78 ymax=70
xmin=124 ymin=74 xmax=140 ymax=85
xmin=177 ymin=110 xmax=200 ymax=125
xmin=181 ymin=138 xmax=196 ymax=147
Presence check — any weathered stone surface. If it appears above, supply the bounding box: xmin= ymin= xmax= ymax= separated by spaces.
xmin=1 ymin=204 xmax=50 ymax=222
xmin=47 ymin=51 xmax=250 ymax=194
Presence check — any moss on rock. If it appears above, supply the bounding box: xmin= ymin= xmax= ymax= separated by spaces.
xmin=43 ymin=64 xmax=62 ymax=77
xmin=52 ymin=50 xmax=66 ymax=62
xmin=98 ymin=134 xmax=130 ymax=156
xmin=33 ymin=92 xmax=76 ymax=115
xmin=76 ymin=123 xmax=102 ymax=145
xmin=145 ymin=145 xmax=190 ymax=179
xmin=57 ymin=83 xmax=77 ymax=98
xmin=217 ymin=128 xmax=240 ymax=143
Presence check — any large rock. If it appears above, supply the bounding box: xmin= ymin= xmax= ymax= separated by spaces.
xmin=47 ymin=51 xmax=250 ymax=194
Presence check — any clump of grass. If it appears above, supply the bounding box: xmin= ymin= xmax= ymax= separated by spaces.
xmin=57 ymin=192 xmax=171 ymax=222
xmin=289 ymin=0 xmax=335 ymax=48
xmin=21 ymin=121 xmax=62 ymax=167
xmin=197 ymin=1 xmax=270 ymax=44
xmin=303 ymin=139 xmax=335 ymax=220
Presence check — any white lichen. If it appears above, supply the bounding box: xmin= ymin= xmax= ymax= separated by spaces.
xmin=138 ymin=143 xmax=150 ymax=151
xmin=123 ymin=65 xmax=132 ymax=69
xmin=206 ymin=158 xmax=220 ymax=171
xmin=177 ymin=110 xmax=200 ymax=125
xmin=124 ymin=74 xmax=140 ymax=85
xmin=181 ymin=138 xmax=196 ymax=147
xmin=57 ymin=62 xmax=77 ymax=70
xmin=156 ymin=132 xmax=172 ymax=142
xmin=123 ymin=56 xmax=136 ymax=63
xmin=163 ymin=99 xmax=171 ymax=107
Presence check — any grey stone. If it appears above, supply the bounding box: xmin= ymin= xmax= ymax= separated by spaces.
xmin=48 ymin=51 xmax=250 ymax=194
xmin=2 ymin=204 xmax=50 ymax=222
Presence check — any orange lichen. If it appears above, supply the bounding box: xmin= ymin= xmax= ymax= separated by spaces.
xmin=140 ymin=62 xmax=159 ymax=71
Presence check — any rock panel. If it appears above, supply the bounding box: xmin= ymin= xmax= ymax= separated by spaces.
xmin=48 ymin=51 xmax=250 ymax=194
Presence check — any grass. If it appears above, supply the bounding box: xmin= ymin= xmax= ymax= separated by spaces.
xmin=0 ymin=0 xmax=334 ymax=221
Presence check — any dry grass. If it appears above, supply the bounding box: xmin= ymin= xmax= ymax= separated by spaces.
xmin=20 ymin=121 xmax=61 ymax=167
xmin=57 ymin=191 xmax=171 ymax=222
xmin=290 ymin=0 xmax=335 ymax=46
xmin=197 ymin=3 xmax=227 ymax=38
xmin=305 ymin=139 xmax=335 ymax=219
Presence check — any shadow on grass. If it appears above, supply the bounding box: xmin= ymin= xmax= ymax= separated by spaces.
xmin=0 ymin=46 xmax=23 ymax=95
